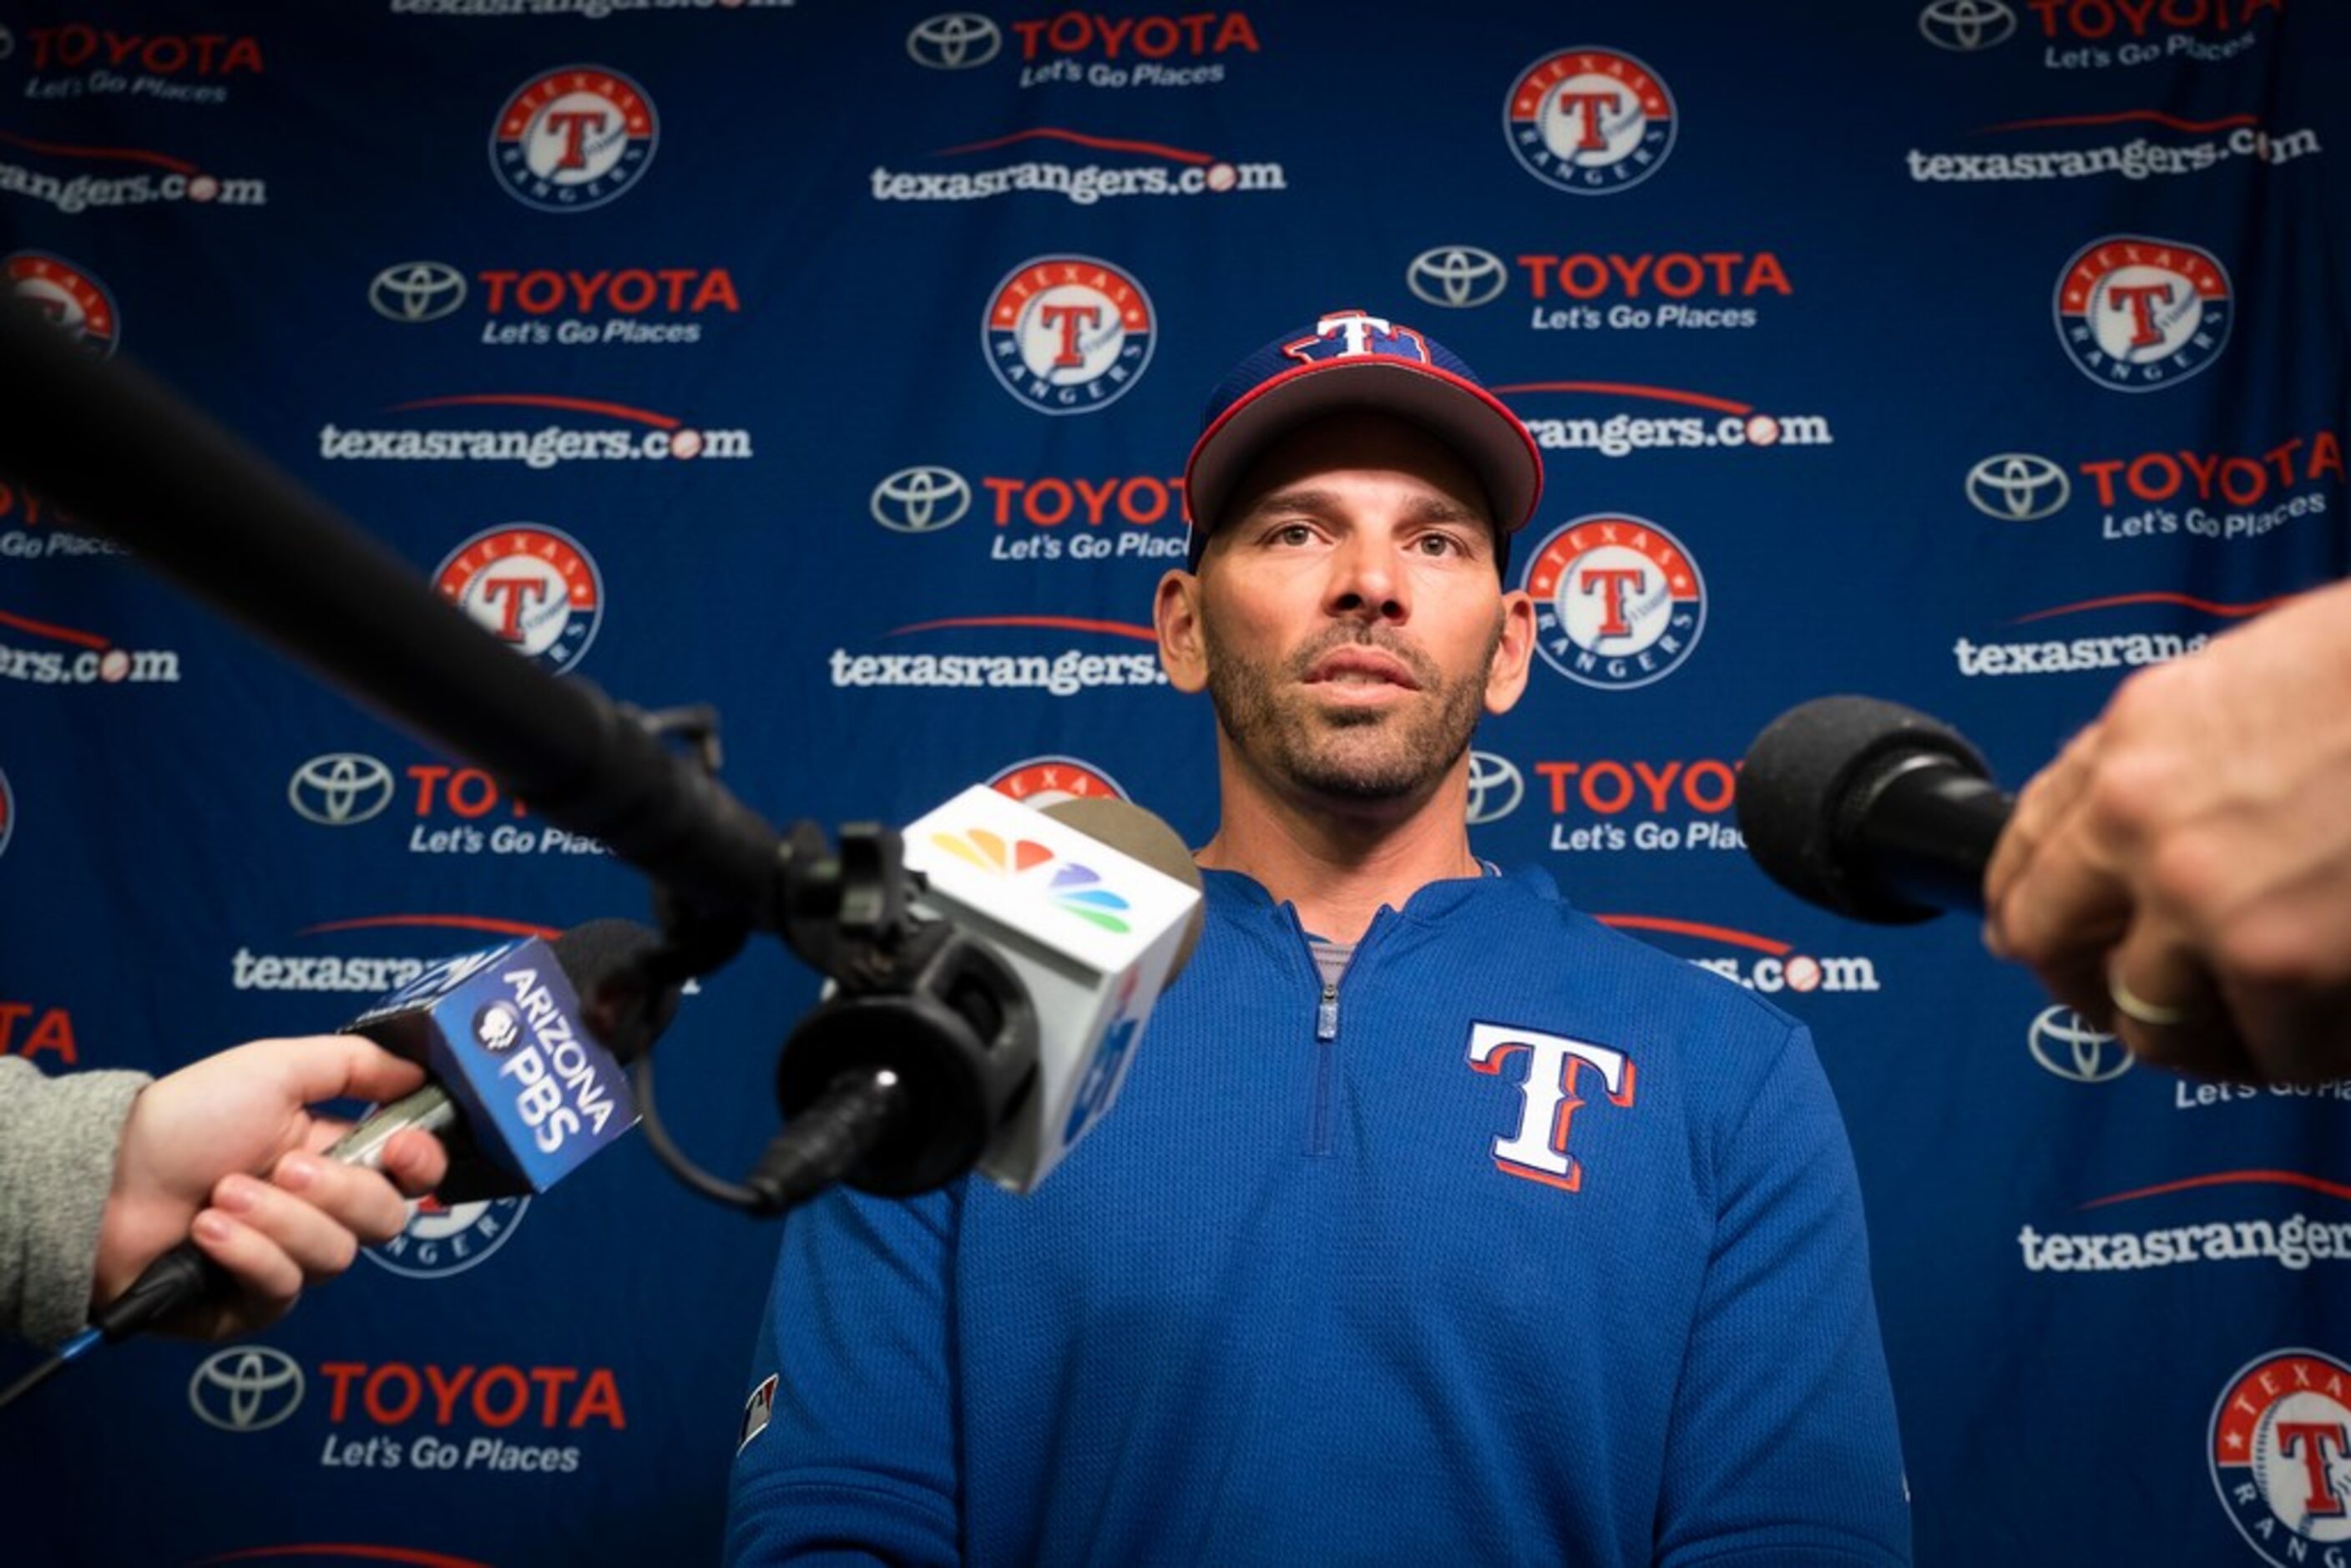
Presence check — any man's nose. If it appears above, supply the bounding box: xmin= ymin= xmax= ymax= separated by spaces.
xmin=1325 ymin=537 xmax=1408 ymax=624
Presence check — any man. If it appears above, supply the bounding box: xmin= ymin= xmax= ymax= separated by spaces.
xmin=1985 ymin=575 xmax=2351 ymax=1085
xmin=727 ymin=311 xmax=1910 ymax=1565
xmin=1 ymin=1035 xmax=448 ymax=1346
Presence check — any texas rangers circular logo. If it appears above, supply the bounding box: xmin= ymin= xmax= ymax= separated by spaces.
xmin=490 ymin=64 xmax=658 ymax=212
xmin=1504 ymin=48 xmax=1676 ymax=194
xmin=988 ymin=756 xmax=1128 ymax=806
xmin=433 ymin=524 xmax=604 ymax=674
xmin=983 ymin=255 xmax=1155 ymax=415
xmin=6 ymin=251 xmax=119 ymax=357
xmin=0 ymin=767 xmax=13 ymax=860
xmin=2055 ymin=235 xmax=2232 ymax=392
xmin=365 ymin=1194 xmax=530 ymax=1279
xmin=2212 ymin=1348 xmax=2351 ymax=1565
xmin=1522 ymin=513 xmax=1706 ymax=690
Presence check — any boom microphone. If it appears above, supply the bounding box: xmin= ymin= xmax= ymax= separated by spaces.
xmin=759 ymin=792 xmax=1204 ymax=1208
xmin=88 ymin=921 xmax=672 ymax=1344
xmin=1736 ymin=695 xmax=2012 ymax=924
xmin=0 ymin=300 xmax=796 ymax=935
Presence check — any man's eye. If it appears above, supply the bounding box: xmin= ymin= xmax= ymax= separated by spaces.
xmin=1413 ymin=533 xmax=1464 ymax=557
xmin=1270 ymin=523 xmax=1317 ymax=546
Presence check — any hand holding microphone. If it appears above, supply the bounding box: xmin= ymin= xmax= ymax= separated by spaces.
xmin=83 ymin=921 xmax=662 ymax=1353
xmin=1982 ymin=580 xmax=2351 ymax=1084
xmin=1740 ymin=579 xmax=2351 ymax=1085
xmin=89 ymin=1035 xmax=448 ymax=1343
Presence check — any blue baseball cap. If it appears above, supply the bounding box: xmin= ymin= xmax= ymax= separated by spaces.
xmin=1182 ymin=308 xmax=1544 ymax=570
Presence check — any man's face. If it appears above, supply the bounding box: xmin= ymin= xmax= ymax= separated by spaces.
xmin=1155 ymin=412 xmax=1535 ymax=806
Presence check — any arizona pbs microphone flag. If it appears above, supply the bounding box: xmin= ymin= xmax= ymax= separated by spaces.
xmin=346 ymin=936 xmax=638 ymax=1200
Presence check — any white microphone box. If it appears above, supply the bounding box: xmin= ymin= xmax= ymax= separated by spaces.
xmin=901 ymin=786 xmax=1200 ymax=1192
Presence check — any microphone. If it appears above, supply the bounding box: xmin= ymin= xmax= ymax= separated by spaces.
xmin=336 ymin=918 xmax=665 ymax=1201
xmin=761 ymin=791 xmax=1204 ymax=1207
xmin=1736 ymin=695 xmax=2012 ymax=924
xmin=88 ymin=921 xmax=670 ymax=1343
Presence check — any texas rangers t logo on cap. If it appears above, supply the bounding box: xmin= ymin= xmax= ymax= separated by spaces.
xmin=1283 ymin=310 xmax=1432 ymax=367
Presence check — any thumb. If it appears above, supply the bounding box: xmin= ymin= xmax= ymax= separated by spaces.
xmin=250 ymin=1034 xmax=431 ymax=1110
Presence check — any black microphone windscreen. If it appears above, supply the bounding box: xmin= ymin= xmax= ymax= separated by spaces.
xmin=1737 ymin=695 xmax=1992 ymax=923
xmin=551 ymin=918 xmax=675 ymax=1064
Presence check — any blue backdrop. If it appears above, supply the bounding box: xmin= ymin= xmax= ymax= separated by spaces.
xmin=2 ymin=3 xmax=2348 ymax=1563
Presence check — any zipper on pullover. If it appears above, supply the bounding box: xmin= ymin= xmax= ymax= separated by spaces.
xmin=1300 ymin=908 xmax=1386 ymax=1158
xmin=1307 ymin=975 xmax=1340 ymax=1156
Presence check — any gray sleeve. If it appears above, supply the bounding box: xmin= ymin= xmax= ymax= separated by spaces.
xmin=0 ymin=1057 xmax=153 ymax=1347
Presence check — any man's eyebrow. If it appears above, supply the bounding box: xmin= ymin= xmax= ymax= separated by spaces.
xmin=1233 ymin=488 xmax=1489 ymax=527
xmin=1233 ymin=486 xmax=1342 ymax=521
xmin=1401 ymin=493 xmax=1488 ymax=526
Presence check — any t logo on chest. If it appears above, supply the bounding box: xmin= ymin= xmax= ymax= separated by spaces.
xmin=1465 ymin=1024 xmax=1636 ymax=1192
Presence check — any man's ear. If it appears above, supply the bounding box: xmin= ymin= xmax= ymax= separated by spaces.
xmin=1155 ymin=569 xmax=1210 ymax=694
xmin=1484 ymin=589 xmax=1536 ymax=716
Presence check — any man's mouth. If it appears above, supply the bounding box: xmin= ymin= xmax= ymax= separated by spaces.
xmin=1304 ymin=649 xmax=1422 ymax=690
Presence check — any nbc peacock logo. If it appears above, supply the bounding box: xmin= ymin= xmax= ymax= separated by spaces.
xmin=928 ymin=827 xmax=1131 ymax=933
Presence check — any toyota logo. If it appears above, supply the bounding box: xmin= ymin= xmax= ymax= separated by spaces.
xmin=1407 ymin=246 xmax=1509 ymax=310
xmin=2028 ymin=1005 xmax=2132 ymax=1084
xmin=189 ymin=1346 xmax=306 ymax=1433
xmin=1919 ymin=0 xmax=2017 ymax=50
xmin=367 ymin=260 xmax=467 ymax=324
xmin=871 ymin=466 xmax=973 ymax=534
xmin=1466 ymin=751 xmax=1524 ymax=826
xmin=289 ymin=752 xmax=396 ymax=827
xmin=908 ymin=13 xmax=1002 ymax=69
xmin=1965 ymin=453 xmax=2071 ymax=522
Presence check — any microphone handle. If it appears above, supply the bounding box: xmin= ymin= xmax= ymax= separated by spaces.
xmin=746 ymin=1069 xmax=910 ymax=1216
xmin=88 ymin=1242 xmax=228 ymax=1342
xmin=88 ymin=1085 xmax=463 ymax=1342
xmin=1855 ymin=759 xmax=2013 ymax=916
xmin=323 ymin=1083 xmax=463 ymax=1167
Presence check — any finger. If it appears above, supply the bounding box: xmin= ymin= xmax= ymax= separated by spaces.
xmin=378 ymin=1128 xmax=449 ymax=1198
xmin=293 ymin=1115 xmax=448 ymax=1199
xmin=186 ymin=1206 xmax=303 ymax=1332
xmin=2103 ymin=923 xmax=2242 ymax=1080
xmin=301 ymin=1115 xmax=355 ymax=1157
xmin=1985 ymin=723 xmax=2101 ymax=937
xmin=1984 ymin=773 xmax=2057 ymax=938
xmin=2030 ymin=948 xmax=2117 ymax=1038
xmin=210 ymin=1168 xmax=363 ymax=1282
xmin=1989 ymin=777 xmax=2136 ymax=980
xmin=266 ymin=1151 xmax=412 ymax=1248
xmin=261 ymin=1034 xmax=432 ymax=1110
xmin=2219 ymin=963 xmax=2351 ymax=1088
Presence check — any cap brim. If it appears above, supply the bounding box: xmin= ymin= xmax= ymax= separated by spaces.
xmin=1184 ymin=357 xmax=1544 ymax=554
